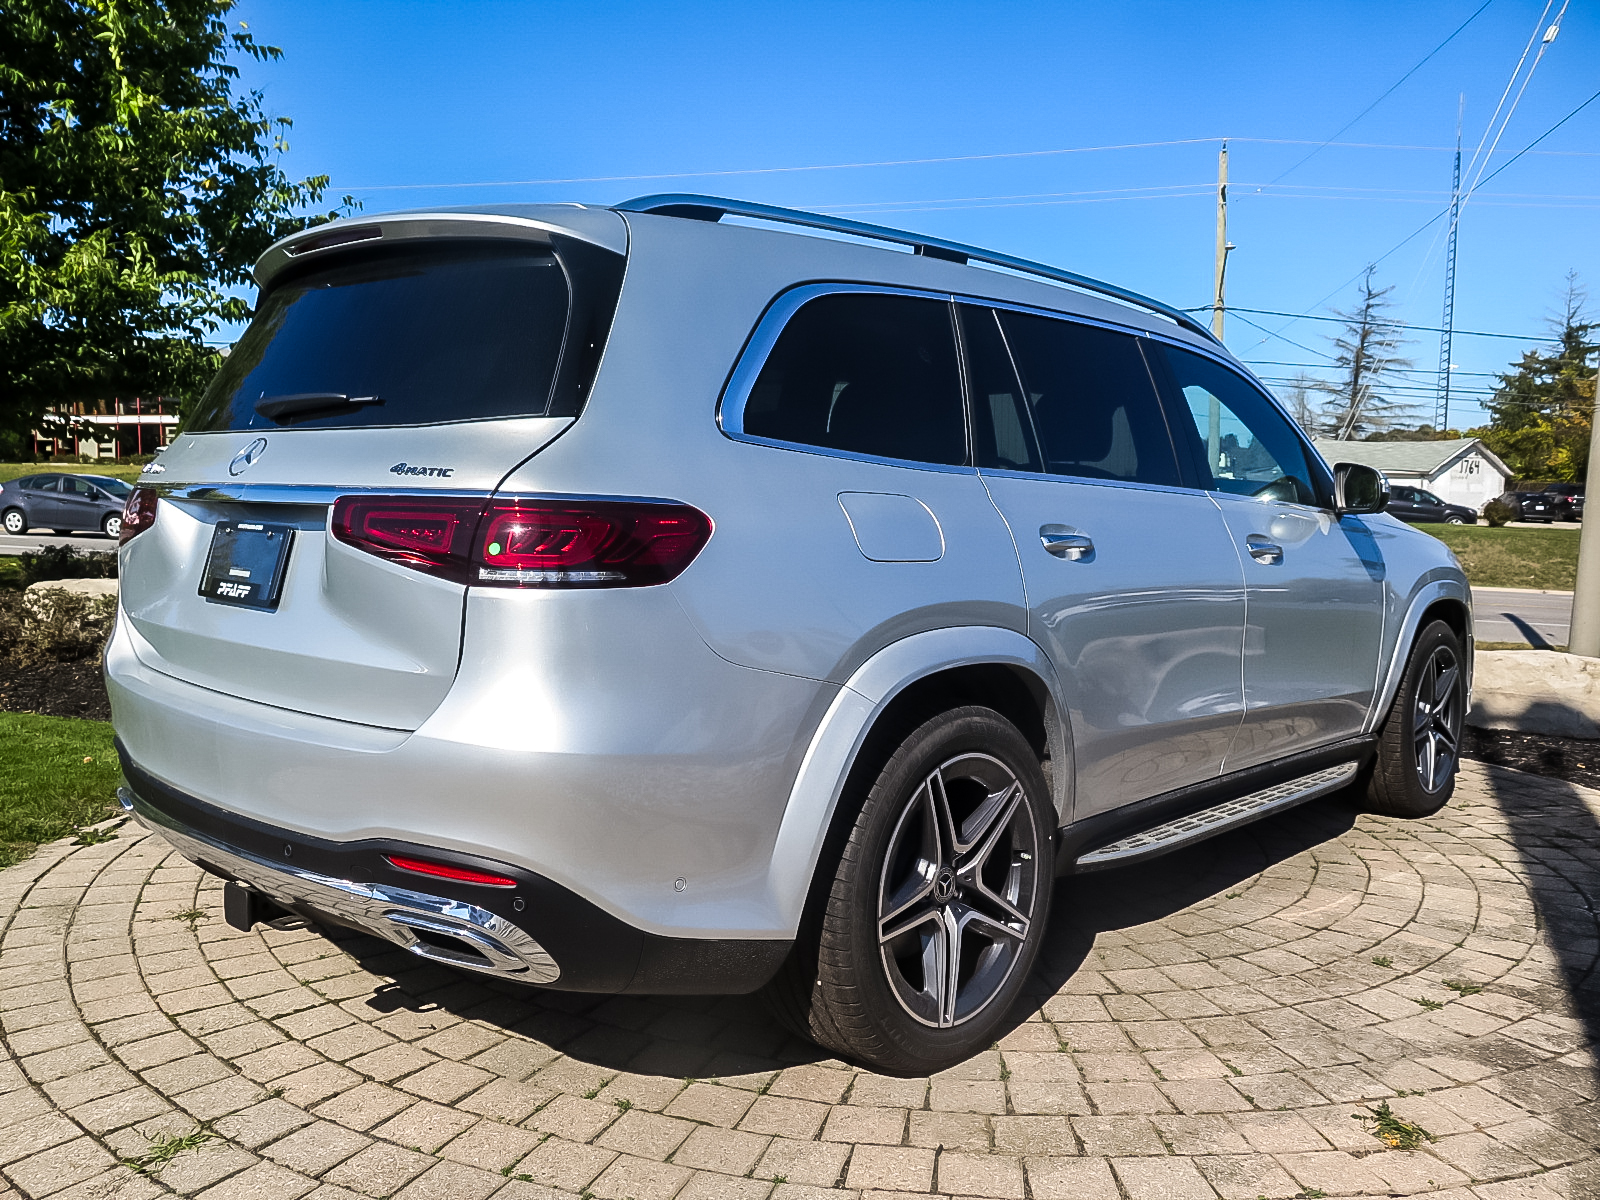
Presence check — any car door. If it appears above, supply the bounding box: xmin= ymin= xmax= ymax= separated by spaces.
xmin=25 ymin=475 xmax=64 ymax=526
xmin=962 ymin=305 xmax=1245 ymax=817
xmin=55 ymin=477 xmax=101 ymax=531
xmin=1149 ymin=343 xmax=1384 ymax=770
xmin=1416 ymin=490 xmax=1449 ymax=522
xmin=1386 ymin=486 xmax=1421 ymax=522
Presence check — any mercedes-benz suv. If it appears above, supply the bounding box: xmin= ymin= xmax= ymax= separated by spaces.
xmin=110 ymin=196 xmax=1471 ymax=1073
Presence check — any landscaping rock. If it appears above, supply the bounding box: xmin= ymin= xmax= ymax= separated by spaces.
xmin=23 ymin=576 xmax=118 ymax=602
xmin=1468 ymin=648 xmax=1600 ymax=739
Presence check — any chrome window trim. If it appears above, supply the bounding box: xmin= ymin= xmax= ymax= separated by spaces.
xmin=975 ymin=463 xmax=1207 ymax=501
xmin=717 ymin=282 xmax=978 ymax=475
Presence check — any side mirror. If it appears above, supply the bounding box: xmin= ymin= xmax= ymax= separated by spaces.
xmin=1334 ymin=462 xmax=1388 ymax=515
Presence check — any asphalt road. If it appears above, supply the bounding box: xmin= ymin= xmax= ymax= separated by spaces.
xmin=1473 ymin=585 xmax=1576 ymax=648
xmin=0 ymin=530 xmax=117 ymax=556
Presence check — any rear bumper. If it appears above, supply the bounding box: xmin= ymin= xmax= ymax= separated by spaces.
xmin=119 ymin=746 xmax=790 ymax=994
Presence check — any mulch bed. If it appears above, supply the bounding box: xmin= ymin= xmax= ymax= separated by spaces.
xmin=0 ymin=659 xmax=111 ymax=721
xmin=3 ymin=664 xmax=1599 ymax=789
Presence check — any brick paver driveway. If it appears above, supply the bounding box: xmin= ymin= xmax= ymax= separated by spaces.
xmin=3 ymin=759 xmax=1598 ymax=1199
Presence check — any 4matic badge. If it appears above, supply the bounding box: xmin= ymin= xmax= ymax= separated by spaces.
xmin=389 ymin=462 xmax=455 ymax=479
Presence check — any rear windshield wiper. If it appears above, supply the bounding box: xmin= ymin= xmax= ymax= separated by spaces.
xmin=254 ymin=393 xmax=384 ymax=423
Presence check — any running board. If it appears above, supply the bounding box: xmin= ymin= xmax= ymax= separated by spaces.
xmin=1074 ymin=761 xmax=1360 ymax=871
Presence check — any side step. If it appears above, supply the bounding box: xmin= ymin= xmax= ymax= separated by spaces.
xmin=1074 ymin=761 xmax=1360 ymax=871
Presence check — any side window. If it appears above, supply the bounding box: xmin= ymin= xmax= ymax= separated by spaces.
xmin=995 ymin=310 xmax=1181 ymax=487
xmin=62 ymin=478 xmax=91 ymax=496
xmin=957 ymin=306 xmax=1039 ymax=472
xmin=33 ymin=476 xmax=61 ymax=493
xmin=741 ymin=292 xmax=967 ymax=466
xmin=1155 ymin=345 xmax=1319 ymax=506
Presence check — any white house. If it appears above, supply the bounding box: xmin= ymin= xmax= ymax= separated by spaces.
xmin=1312 ymin=438 xmax=1512 ymax=514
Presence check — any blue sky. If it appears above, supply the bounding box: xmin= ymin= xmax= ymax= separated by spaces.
xmin=232 ymin=0 xmax=1600 ymax=430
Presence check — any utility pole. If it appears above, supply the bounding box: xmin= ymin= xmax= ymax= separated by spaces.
xmin=1568 ymin=343 xmax=1600 ymax=656
xmin=1435 ymin=97 xmax=1463 ymax=433
xmin=1209 ymin=141 xmax=1232 ymax=460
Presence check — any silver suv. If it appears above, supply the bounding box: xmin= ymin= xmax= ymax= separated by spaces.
xmin=110 ymin=196 xmax=1471 ymax=1072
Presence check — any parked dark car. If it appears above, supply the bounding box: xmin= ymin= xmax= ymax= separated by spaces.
xmin=1542 ymin=483 xmax=1584 ymax=521
xmin=0 ymin=473 xmax=133 ymax=538
xmin=1385 ymin=484 xmax=1477 ymax=525
xmin=1497 ymin=489 xmax=1559 ymax=523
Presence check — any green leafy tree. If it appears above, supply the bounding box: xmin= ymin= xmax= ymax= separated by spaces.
xmin=0 ymin=0 xmax=350 ymax=456
xmin=1474 ymin=274 xmax=1598 ymax=482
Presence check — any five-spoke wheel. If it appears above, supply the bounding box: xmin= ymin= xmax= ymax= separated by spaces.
xmin=1412 ymin=643 xmax=1462 ymax=794
xmin=763 ymin=706 xmax=1053 ymax=1074
xmin=878 ymin=752 xmax=1039 ymax=1029
xmin=1365 ymin=619 xmax=1466 ymax=817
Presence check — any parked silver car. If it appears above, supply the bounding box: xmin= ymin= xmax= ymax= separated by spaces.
xmin=109 ymin=196 xmax=1471 ymax=1072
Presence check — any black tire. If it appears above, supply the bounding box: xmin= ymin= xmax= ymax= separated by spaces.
xmin=1 ymin=508 xmax=25 ymax=536
xmin=764 ymin=706 xmax=1054 ymax=1074
xmin=1364 ymin=620 xmax=1465 ymax=818
xmin=101 ymin=513 xmax=122 ymax=539
xmin=1445 ymin=515 xmax=1465 ymax=525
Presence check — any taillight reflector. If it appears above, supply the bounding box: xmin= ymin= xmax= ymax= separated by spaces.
xmin=119 ymin=487 xmax=159 ymax=544
xmin=384 ymin=855 xmax=517 ymax=887
xmin=330 ymin=495 xmax=712 ymax=588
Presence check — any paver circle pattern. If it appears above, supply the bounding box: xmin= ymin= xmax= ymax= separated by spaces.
xmin=3 ymin=759 xmax=1599 ymax=1199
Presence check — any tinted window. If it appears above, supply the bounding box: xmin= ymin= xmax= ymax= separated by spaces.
xmin=1156 ymin=345 xmax=1319 ymax=506
xmin=995 ymin=311 xmax=1180 ymax=486
xmin=742 ymin=293 xmax=967 ymax=466
xmin=190 ymin=242 xmax=578 ymax=432
xmin=958 ymin=306 xmax=1039 ymax=472
xmin=33 ymin=476 xmax=60 ymax=493
xmin=93 ymin=478 xmax=133 ymax=498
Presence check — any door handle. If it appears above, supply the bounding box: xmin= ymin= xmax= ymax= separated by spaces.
xmin=1245 ymin=535 xmax=1283 ymax=564
xmin=1039 ymin=526 xmax=1094 ymax=560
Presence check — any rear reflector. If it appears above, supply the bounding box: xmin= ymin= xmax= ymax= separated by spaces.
xmin=384 ymin=855 xmax=517 ymax=888
xmin=331 ymin=495 xmax=712 ymax=587
xmin=119 ymin=487 xmax=159 ymax=544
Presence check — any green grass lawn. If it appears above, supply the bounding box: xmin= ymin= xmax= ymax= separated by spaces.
xmin=0 ymin=462 xmax=146 ymax=484
xmin=0 ymin=713 xmax=122 ymax=868
xmin=1416 ymin=523 xmax=1579 ymax=591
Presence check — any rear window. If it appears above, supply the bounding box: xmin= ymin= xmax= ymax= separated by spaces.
xmin=189 ymin=239 xmax=622 ymax=431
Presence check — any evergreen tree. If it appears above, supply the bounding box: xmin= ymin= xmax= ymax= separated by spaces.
xmin=1475 ymin=273 xmax=1598 ymax=482
xmin=0 ymin=0 xmax=351 ymax=455
xmin=1319 ymin=267 xmax=1419 ymax=440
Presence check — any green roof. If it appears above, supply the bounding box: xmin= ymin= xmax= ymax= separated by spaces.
xmin=1312 ymin=437 xmax=1510 ymax=479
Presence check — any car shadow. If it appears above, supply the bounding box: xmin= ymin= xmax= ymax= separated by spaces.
xmin=315 ymin=792 xmax=1360 ymax=1079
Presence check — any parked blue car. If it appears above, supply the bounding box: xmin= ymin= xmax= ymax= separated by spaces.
xmin=0 ymin=473 xmax=133 ymax=538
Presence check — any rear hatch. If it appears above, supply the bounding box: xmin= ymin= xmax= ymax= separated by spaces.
xmin=119 ymin=210 xmax=627 ymax=729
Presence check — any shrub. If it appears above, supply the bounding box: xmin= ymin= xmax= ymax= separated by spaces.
xmin=2 ymin=545 xmax=118 ymax=590
xmin=0 ymin=587 xmax=116 ymax=666
xmin=1483 ymin=499 xmax=1517 ymax=528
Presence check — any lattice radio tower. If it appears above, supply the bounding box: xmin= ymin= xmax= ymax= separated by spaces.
xmin=1435 ymin=100 xmax=1464 ymax=431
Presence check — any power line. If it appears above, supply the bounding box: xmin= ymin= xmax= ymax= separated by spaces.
xmin=338 ymin=135 xmax=1600 ymax=193
xmin=1265 ymin=0 xmax=1495 ymax=186
xmin=1198 ymin=306 xmax=1543 ymax=341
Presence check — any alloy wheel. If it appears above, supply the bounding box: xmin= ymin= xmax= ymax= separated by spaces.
xmin=1413 ymin=645 xmax=1462 ymax=793
xmin=2 ymin=511 xmax=22 ymax=535
xmin=877 ymin=752 xmax=1041 ymax=1028
xmin=103 ymin=515 xmax=122 ymax=539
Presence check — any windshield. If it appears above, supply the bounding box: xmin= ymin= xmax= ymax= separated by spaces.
xmin=188 ymin=242 xmax=572 ymax=432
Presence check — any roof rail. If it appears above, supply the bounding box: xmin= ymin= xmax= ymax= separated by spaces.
xmin=615 ymin=193 xmax=1219 ymax=345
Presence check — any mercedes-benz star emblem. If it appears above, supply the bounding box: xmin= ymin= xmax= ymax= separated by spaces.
xmin=931 ymin=866 xmax=957 ymax=904
xmin=229 ymin=437 xmax=268 ymax=476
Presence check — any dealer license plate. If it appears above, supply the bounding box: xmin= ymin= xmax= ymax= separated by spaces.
xmin=200 ymin=521 xmax=294 ymax=610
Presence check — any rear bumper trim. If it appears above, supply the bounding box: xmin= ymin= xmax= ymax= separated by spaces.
xmin=119 ymin=786 xmax=561 ymax=983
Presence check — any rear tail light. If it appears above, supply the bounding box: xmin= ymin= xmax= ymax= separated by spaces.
xmin=330 ymin=495 xmax=712 ymax=587
xmin=119 ymin=487 xmax=159 ymax=544
xmin=384 ymin=854 xmax=516 ymax=887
